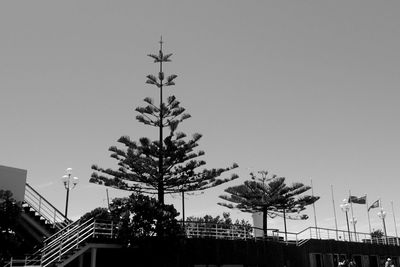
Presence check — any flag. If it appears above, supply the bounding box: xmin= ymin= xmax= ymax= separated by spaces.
xmin=348 ymin=195 xmax=367 ymax=204
xmin=368 ymin=199 xmax=380 ymax=211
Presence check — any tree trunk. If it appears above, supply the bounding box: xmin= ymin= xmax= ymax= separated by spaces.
xmin=262 ymin=208 xmax=268 ymax=237
xmin=158 ymin=54 xmax=164 ymax=205
xmin=182 ymin=190 xmax=185 ymax=227
xmin=283 ymin=208 xmax=287 ymax=242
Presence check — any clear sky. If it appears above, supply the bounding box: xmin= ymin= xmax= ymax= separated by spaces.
xmin=1 ymin=1 xmax=400 ymax=236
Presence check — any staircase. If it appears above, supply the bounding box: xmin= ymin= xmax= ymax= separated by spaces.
xmin=24 ymin=183 xmax=71 ymax=231
xmin=4 ymin=182 xmax=118 ymax=267
xmin=5 ymin=218 xmax=118 ymax=267
xmin=13 ymin=183 xmax=71 ymax=248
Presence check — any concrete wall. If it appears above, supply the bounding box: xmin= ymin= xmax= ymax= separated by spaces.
xmin=252 ymin=212 xmax=264 ymax=237
xmin=0 ymin=165 xmax=27 ymax=202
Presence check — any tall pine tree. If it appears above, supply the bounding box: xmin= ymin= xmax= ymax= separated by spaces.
xmin=90 ymin=39 xmax=238 ymax=210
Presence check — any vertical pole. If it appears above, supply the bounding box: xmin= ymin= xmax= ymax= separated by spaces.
xmin=382 ymin=214 xmax=388 ymax=245
xmin=345 ymin=211 xmax=351 ymax=242
xmin=65 ymin=187 xmax=70 ymax=218
xmin=380 ymin=200 xmax=388 ymax=244
xmin=349 ymin=190 xmax=357 ymax=241
xmin=79 ymin=254 xmax=84 ymax=267
xmin=158 ymin=37 xmax=164 ymax=205
xmin=90 ymin=248 xmax=97 ymax=267
xmin=283 ymin=208 xmax=287 ymax=242
xmin=106 ymin=188 xmax=110 ymax=210
xmin=311 ymin=179 xmax=318 ymax=238
xmin=263 ymin=208 xmax=267 ymax=238
xmin=366 ymin=195 xmax=372 ymax=236
xmin=391 ymin=201 xmax=399 ymax=245
xmin=331 ymin=185 xmax=339 ymax=240
xmin=64 ymin=175 xmax=70 ymax=218
xmin=182 ymin=190 xmax=185 ymax=228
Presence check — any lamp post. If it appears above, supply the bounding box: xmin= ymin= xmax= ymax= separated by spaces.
xmin=350 ymin=217 xmax=358 ymax=241
xmin=61 ymin=168 xmax=79 ymax=218
xmin=340 ymin=199 xmax=351 ymax=242
xmin=377 ymin=208 xmax=388 ymax=244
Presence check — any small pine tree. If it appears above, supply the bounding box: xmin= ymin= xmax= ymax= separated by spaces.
xmin=219 ymin=171 xmax=319 ymax=239
xmin=90 ymin=39 xmax=238 ymax=210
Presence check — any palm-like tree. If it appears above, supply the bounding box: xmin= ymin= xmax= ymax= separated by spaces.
xmin=219 ymin=171 xmax=319 ymax=240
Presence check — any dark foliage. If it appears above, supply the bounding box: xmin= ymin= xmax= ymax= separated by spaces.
xmin=80 ymin=207 xmax=112 ymax=223
xmin=370 ymin=229 xmax=384 ymax=239
xmin=0 ymin=190 xmax=23 ymax=264
xmin=219 ymin=171 xmax=319 ymax=235
xmin=81 ymin=193 xmax=183 ymax=246
xmin=186 ymin=213 xmax=253 ymax=239
xmin=186 ymin=212 xmax=251 ymax=228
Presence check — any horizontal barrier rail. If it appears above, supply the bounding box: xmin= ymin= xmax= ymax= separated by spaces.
xmin=41 ymin=219 xmax=117 ymax=267
xmin=5 ymin=220 xmax=400 ymax=267
xmin=183 ymin=222 xmax=400 ymax=247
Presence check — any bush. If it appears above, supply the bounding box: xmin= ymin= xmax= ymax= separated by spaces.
xmin=81 ymin=193 xmax=182 ymax=246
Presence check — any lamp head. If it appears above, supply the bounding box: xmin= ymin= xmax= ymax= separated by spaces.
xmin=61 ymin=175 xmax=69 ymax=184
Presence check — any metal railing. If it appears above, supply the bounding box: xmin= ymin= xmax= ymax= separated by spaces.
xmin=24 ymin=183 xmax=70 ymax=230
xmin=2 ymin=257 xmax=41 ymax=267
xmin=41 ymin=218 xmax=116 ymax=267
xmin=183 ymin=222 xmax=400 ymax=247
xmin=184 ymin=221 xmax=254 ymax=240
xmin=4 ymin=219 xmax=117 ymax=267
xmin=5 ymin=219 xmax=400 ymax=267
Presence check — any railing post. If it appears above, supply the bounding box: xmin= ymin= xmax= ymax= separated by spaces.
xmin=38 ymin=197 xmax=42 ymax=214
xmin=111 ymin=221 xmax=114 ymax=238
xmin=41 ymin=249 xmax=44 ymax=266
xmin=76 ymin=230 xmax=80 ymax=249
xmin=10 ymin=257 xmax=13 ymax=267
xmin=58 ymin=239 xmax=63 ymax=261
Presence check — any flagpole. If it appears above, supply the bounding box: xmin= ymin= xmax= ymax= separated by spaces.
xmin=311 ymin=179 xmax=318 ymax=239
xmin=331 ymin=185 xmax=339 ymax=239
xmin=349 ymin=190 xmax=357 ymax=241
xmin=391 ymin=201 xmax=399 ymax=245
xmin=366 ymin=195 xmax=372 ymax=236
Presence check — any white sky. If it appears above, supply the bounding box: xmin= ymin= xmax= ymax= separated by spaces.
xmin=1 ymin=1 xmax=400 ymax=235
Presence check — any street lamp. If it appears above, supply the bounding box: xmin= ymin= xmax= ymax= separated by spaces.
xmin=350 ymin=217 xmax=358 ymax=241
xmin=340 ymin=199 xmax=351 ymax=242
xmin=377 ymin=208 xmax=388 ymax=244
xmin=61 ymin=168 xmax=79 ymax=218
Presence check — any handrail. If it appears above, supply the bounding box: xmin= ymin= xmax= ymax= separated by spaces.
xmin=43 ymin=219 xmax=81 ymax=244
xmin=24 ymin=183 xmax=71 ymax=230
xmin=42 ymin=219 xmax=94 ymax=256
xmin=183 ymin=222 xmax=400 ymax=247
xmin=41 ymin=219 xmax=117 ymax=267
